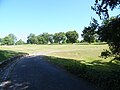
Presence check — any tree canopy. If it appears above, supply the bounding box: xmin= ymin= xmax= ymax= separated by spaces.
xmin=16 ymin=39 xmax=25 ymax=45
xmin=22 ymin=31 xmax=79 ymax=45
xmin=92 ymin=0 xmax=120 ymax=60
xmin=27 ymin=33 xmax=38 ymax=44
xmin=1 ymin=34 xmax=17 ymax=45
xmin=81 ymin=18 xmax=99 ymax=43
xmin=53 ymin=32 xmax=66 ymax=44
xmin=82 ymin=27 xmax=96 ymax=44
xmin=0 ymin=31 xmax=80 ymax=45
xmin=92 ymin=0 xmax=120 ymax=19
xmin=98 ymin=16 xmax=120 ymax=60
xmin=66 ymin=31 xmax=79 ymax=43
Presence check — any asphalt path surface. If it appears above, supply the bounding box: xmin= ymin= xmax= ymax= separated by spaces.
xmin=1 ymin=55 xmax=100 ymax=90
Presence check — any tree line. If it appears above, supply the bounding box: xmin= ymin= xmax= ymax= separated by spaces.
xmin=0 ymin=30 xmax=80 ymax=45
xmin=0 ymin=34 xmax=24 ymax=45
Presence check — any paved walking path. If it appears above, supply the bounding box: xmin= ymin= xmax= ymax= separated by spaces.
xmin=1 ymin=55 xmax=100 ymax=90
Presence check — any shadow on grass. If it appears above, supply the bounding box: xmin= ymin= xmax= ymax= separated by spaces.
xmin=44 ymin=56 xmax=120 ymax=90
xmin=0 ymin=50 xmax=28 ymax=70
xmin=0 ymin=50 xmax=28 ymax=62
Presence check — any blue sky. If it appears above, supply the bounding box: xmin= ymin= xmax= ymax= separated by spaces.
xmin=0 ymin=0 xmax=119 ymax=41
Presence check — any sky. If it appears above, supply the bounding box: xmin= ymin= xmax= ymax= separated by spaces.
xmin=0 ymin=0 xmax=119 ymax=42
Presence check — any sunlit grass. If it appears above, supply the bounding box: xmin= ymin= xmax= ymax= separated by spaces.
xmin=0 ymin=44 xmax=120 ymax=89
xmin=0 ymin=44 xmax=110 ymax=62
xmin=0 ymin=44 xmax=109 ymax=61
xmin=47 ymin=44 xmax=109 ymax=62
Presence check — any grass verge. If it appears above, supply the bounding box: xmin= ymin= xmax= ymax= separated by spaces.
xmin=0 ymin=50 xmax=28 ymax=62
xmin=0 ymin=50 xmax=28 ymax=81
xmin=44 ymin=56 xmax=120 ymax=90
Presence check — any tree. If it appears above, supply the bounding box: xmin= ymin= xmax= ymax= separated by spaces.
xmin=53 ymin=33 xmax=59 ymax=43
xmin=92 ymin=1 xmax=120 ymax=60
xmin=1 ymin=34 xmax=17 ymax=45
xmin=16 ymin=39 xmax=25 ymax=45
xmin=37 ymin=35 xmax=45 ymax=44
xmin=53 ymin=32 xmax=66 ymax=44
xmin=27 ymin=33 xmax=38 ymax=44
xmin=66 ymin=31 xmax=79 ymax=44
xmin=41 ymin=33 xmax=50 ymax=44
xmin=82 ymin=29 xmax=99 ymax=44
xmin=57 ymin=32 xmax=66 ymax=44
xmin=8 ymin=33 xmax=17 ymax=42
xmin=8 ymin=34 xmax=17 ymax=45
xmin=81 ymin=18 xmax=99 ymax=43
xmin=92 ymin=0 xmax=120 ymax=19
xmin=98 ymin=16 xmax=120 ymax=60
xmin=81 ymin=27 xmax=96 ymax=44
xmin=36 ymin=33 xmax=52 ymax=44
xmin=2 ymin=36 xmax=13 ymax=45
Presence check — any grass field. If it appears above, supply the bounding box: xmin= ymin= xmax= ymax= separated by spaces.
xmin=0 ymin=44 xmax=108 ymax=59
xmin=0 ymin=44 xmax=110 ymax=62
xmin=0 ymin=44 xmax=120 ymax=90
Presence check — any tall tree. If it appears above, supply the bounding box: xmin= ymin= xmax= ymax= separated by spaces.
xmin=8 ymin=34 xmax=17 ymax=45
xmin=81 ymin=18 xmax=99 ymax=43
xmin=66 ymin=31 xmax=79 ymax=44
xmin=81 ymin=27 xmax=96 ymax=44
xmin=53 ymin=33 xmax=59 ymax=43
xmin=53 ymin=32 xmax=66 ymax=44
xmin=37 ymin=35 xmax=45 ymax=44
xmin=41 ymin=33 xmax=50 ymax=44
xmin=27 ymin=33 xmax=38 ymax=44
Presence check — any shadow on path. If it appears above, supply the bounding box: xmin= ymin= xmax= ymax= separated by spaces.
xmin=1 ymin=55 xmax=100 ymax=90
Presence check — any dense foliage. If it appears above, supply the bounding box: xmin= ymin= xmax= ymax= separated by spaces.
xmin=82 ymin=27 xmax=95 ymax=44
xmin=92 ymin=0 xmax=120 ymax=60
xmin=81 ymin=18 xmax=99 ymax=43
xmin=16 ymin=39 xmax=25 ymax=45
xmin=53 ymin=32 xmax=66 ymax=44
xmin=1 ymin=34 xmax=17 ymax=45
xmin=27 ymin=33 xmax=38 ymax=44
xmin=0 ymin=31 xmax=79 ymax=45
xmin=98 ymin=16 xmax=120 ymax=60
xmin=66 ymin=31 xmax=79 ymax=43
xmin=26 ymin=31 xmax=79 ymax=44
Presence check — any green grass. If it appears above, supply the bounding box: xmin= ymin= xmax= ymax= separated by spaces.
xmin=47 ymin=44 xmax=109 ymax=61
xmin=44 ymin=56 xmax=120 ymax=90
xmin=0 ymin=44 xmax=108 ymax=54
xmin=0 ymin=50 xmax=28 ymax=62
xmin=0 ymin=44 xmax=120 ymax=89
